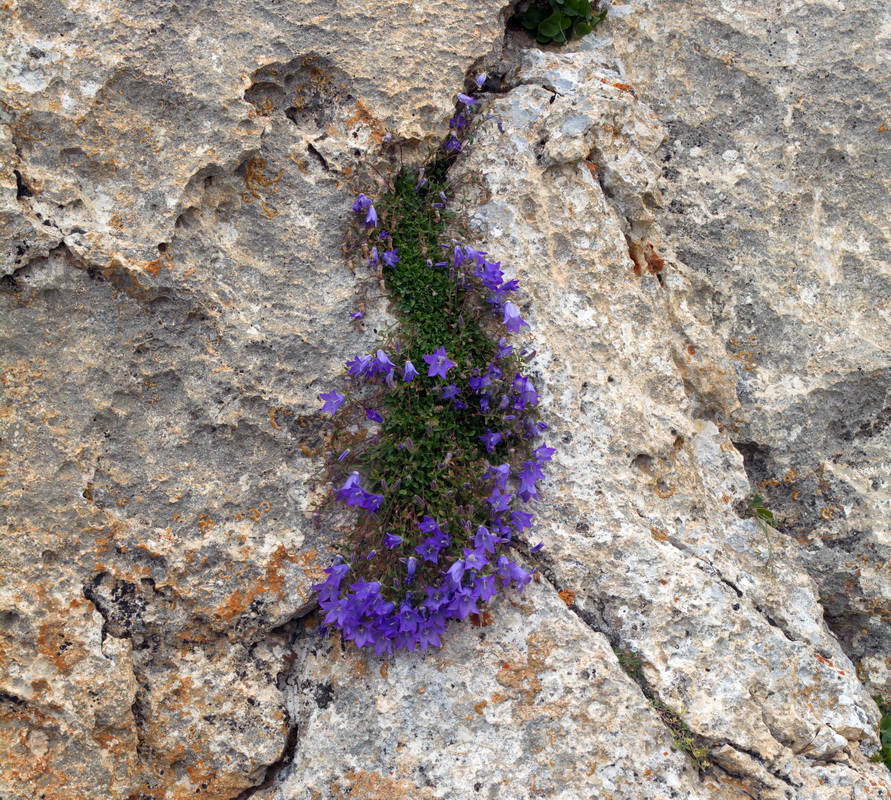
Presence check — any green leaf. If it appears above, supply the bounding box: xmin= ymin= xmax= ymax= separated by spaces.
xmin=522 ymin=5 xmax=544 ymax=28
xmin=552 ymin=30 xmax=567 ymax=43
xmin=538 ymin=13 xmax=563 ymax=37
xmin=592 ymin=8 xmax=608 ymax=26
xmin=558 ymin=11 xmax=573 ymax=29
xmin=535 ymin=30 xmax=554 ymax=43
xmin=573 ymin=19 xmax=593 ymax=38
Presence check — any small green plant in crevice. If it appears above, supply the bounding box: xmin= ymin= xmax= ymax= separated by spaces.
xmin=650 ymin=698 xmax=712 ymax=771
xmin=614 ymin=647 xmax=643 ymax=682
xmin=746 ymin=493 xmax=777 ymax=565
xmin=613 ymin=647 xmax=711 ymax=771
xmin=871 ymin=695 xmax=891 ymax=773
xmin=312 ymin=81 xmax=552 ymax=655
xmin=521 ymin=0 xmax=607 ymax=46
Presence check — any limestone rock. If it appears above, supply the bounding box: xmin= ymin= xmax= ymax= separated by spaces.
xmin=601 ymin=0 xmax=891 ymax=699
xmin=449 ymin=44 xmax=888 ymax=797
xmin=3 ymin=0 xmax=890 ymax=798
xmin=258 ymin=584 xmax=709 ymax=800
xmin=1 ymin=1 xmax=509 ymax=797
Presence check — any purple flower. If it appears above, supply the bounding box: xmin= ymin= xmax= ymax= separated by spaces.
xmin=441 ymin=384 xmax=460 ymax=400
xmin=474 ymin=525 xmax=498 ymax=554
xmin=369 ymin=246 xmax=379 ymax=266
xmin=474 ymin=574 xmax=497 ymax=602
xmin=445 ymin=559 xmax=466 ymax=586
xmin=397 ymin=601 xmax=421 ymax=633
xmin=403 ymin=361 xmax=418 ymax=382
xmin=365 ymin=204 xmax=378 ymax=227
xmin=462 ymin=547 xmax=488 ymax=571
xmin=503 ymin=301 xmax=529 ymax=333
xmin=415 ymin=537 xmax=442 ymax=564
xmin=418 ymin=516 xmax=440 ymax=534
xmin=346 ymin=354 xmax=371 ymax=377
xmin=444 ymin=135 xmax=462 ymax=153
xmin=530 ymin=542 xmax=544 ymax=553
xmin=416 ymin=624 xmax=442 ymax=650
xmin=487 ymin=464 xmax=510 ymax=489
xmin=372 ymin=349 xmax=396 ymax=375
xmin=457 ymin=93 xmax=479 ymax=106
xmin=512 ymin=374 xmax=539 ymax=409
xmin=349 ymin=311 xmax=364 ymax=320
xmin=496 ymin=337 xmax=513 ymax=359
xmin=518 ymin=460 xmax=545 ymax=502
xmin=365 ymin=408 xmax=384 ymax=423
xmin=423 ymin=347 xmax=456 ymax=379
xmin=382 ymin=249 xmax=400 ymax=267
xmin=335 ymin=473 xmax=364 ymax=505
xmin=337 ymin=449 xmax=350 ymax=461
xmin=534 ymin=444 xmax=555 ymax=463
xmin=511 ymin=510 xmax=533 ymax=530
xmin=424 ymin=584 xmax=450 ymax=611
xmin=319 ymin=390 xmax=345 ymax=415
xmin=351 ymin=194 xmax=372 ymax=212
xmin=406 ymin=556 xmax=418 ymax=582
xmin=383 ymin=533 xmax=403 ymax=548
xmin=349 ymin=578 xmax=381 ymax=600
xmin=479 ymin=428 xmax=503 ymax=453
xmin=448 ymin=588 xmax=479 ymax=619
xmin=487 ymin=486 xmax=512 ymax=515
xmin=475 ymin=73 xmax=487 ymax=89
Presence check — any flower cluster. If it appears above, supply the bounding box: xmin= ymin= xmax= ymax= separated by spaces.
xmin=313 ymin=80 xmax=551 ymax=653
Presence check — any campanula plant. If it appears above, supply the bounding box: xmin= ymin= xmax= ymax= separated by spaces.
xmin=313 ymin=79 xmax=552 ymax=655
xmin=521 ymin=0 xmax=607 ymax=45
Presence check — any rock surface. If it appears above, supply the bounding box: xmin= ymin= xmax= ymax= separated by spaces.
xmin=603 ymin=0 xmax=891 ymax=701
xmin=2 ymin=1 xmax=890 ymax=799
xmin=1 ymin=1 xmax=509 ymax=798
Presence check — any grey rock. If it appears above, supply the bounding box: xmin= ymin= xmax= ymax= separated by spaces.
xmin=601 ymin=0 xmax=891 ymax=700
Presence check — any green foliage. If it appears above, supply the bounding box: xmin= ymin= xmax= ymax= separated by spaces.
xmin=521 ymin=0 xmax=607 ymax=46
xmin=613 ymin=647 xmax=643 ymax=682
xmin=746 ymin=493 xmax=777 ymax=565
xmin=871 ymin=696 xmax=891 ymax=773
xmin=328 ymin=159 xmax=541 ymax=604
xmin=650 ymin=698 xmax=712 ymax=771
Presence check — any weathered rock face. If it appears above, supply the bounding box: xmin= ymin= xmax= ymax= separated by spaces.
xmin=2 ymin=2 xmax=890 ymax=800
xmin=603 ymin=0 xmax=891 ymax=701
xmin=1 ymin=1 xmax=509 ymax=798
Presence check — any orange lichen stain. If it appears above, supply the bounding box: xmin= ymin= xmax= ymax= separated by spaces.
xmin=36 ymin=619 xmax=86 ymax=672
xmin=791 ymin=490 xmax=802 ymax=501
xmin=344 ymin=99 xmax=388 ymax=144
xmin=783 ymin=468 xmax=798 ymax=485
xmin=144 ymin=258 xmax=163 ymax=276
xmin=644 ymin=243 xmax=666 ymax=274
xmin=495 ymin=633 xmax=554 ymax=705
xmin=650 ymin=526 xmax=669 ymax=542
xmin=558 ymin=588 xmax=576 ymax=606
xmin=474 ymin=700 xmax=488 ymax=714
xmin=653 ymin=483 xmax=676 ymax=499
xmin=469 ymin=610 xmax=494 ymax=627
xmin=379 ymin=662 xmax=389 ymax=680
xmin=331 ymin=770 xmax=434 ymax=799
xmin=820 ymin=506 xmax=838 ymax=521
xmin=687 ymin=345 xmax=696 ymax=355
